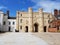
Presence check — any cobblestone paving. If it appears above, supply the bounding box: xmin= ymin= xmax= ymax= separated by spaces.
xmin=0 ymin=32 xmax=48 ymax=45
xmin=32 ymin=32 xmax=60 ymax=45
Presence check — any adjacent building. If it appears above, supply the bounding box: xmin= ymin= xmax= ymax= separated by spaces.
xmin=49 ymin=9 xmax=60 ymax=32
xmin=0 ymin=11 xmax=8 ymax=32
xmin=0 ymin=10 xmax=16 ymax=32
xmin=8 ymin=17 xmax=16 ymax=32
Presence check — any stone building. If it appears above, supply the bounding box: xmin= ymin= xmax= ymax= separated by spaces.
xmin=16 ymin=8 xmax=54 ymax=32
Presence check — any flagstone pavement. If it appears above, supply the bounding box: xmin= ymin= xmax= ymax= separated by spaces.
xmin=0 ymin=32 xmax=48 ymax=45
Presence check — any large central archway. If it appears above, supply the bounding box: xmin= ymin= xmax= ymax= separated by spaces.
xmin=34 ymin=23 xmax=38 ymax=32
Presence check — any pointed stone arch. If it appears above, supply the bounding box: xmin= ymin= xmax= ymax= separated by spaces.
xmin=25 ymin=26 xmax=28 ymax=32
xmin=34 ymin=23 xmax=39 ymax=32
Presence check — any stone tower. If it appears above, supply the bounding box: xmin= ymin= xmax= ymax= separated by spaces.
xmin=39 ymin=8 xmax=44 ymax=32
xmin=6 ymin=10 xmax=9 ymax=17
xmin=16 ymin=11 xmax=19 ymax=32
xmin=28 ymin=7 xmax=33 ymax=32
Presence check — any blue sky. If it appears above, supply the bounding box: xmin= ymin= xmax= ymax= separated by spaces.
xmin=0 ymin=0 xmax=60 ymax=17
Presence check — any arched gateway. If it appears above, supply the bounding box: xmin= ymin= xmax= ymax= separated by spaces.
xmin=34 ymin=23 xmax=38 ymax=32
xmin=25 ymin=26 xmax=28 ymax=32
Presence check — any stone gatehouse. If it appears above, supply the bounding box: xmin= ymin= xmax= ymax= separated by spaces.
xmin=16 ymin=7 xmax=54 ymax=32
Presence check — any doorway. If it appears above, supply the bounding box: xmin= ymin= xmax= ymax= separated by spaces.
xmin=9 ymin=26 xmax=11 ymax=32
xmin=44 ymin=26 xmax=46 ymax=32
xmin=25 ymin=26 xmax=28 ymax=32
xmin=34 ymin=23 xmax=38 ymax=32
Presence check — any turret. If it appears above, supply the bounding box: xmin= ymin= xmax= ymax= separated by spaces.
xmin=38 ymin=8 xmax=44 ymax=32
xmin=28 ymin=7 xmax=33 ymax=14
xmin=39 ymin=8 xmax=43 ymax=18
xmin=16 ymin=11 xmax=20 ymax=32
xmin=28 ymin=7 xmax=33 ymax=32
xmin=6 ymin=10 xmax=9 ymax=17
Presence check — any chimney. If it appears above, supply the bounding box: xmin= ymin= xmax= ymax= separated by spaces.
xmin=6 ymin=10 xmax=9 ymax=17
xmin=54 ymin=9 xmax=58 ymax=16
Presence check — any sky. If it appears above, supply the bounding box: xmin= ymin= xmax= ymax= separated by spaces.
xmin=0 ymin=0 xmax=60 ymax=17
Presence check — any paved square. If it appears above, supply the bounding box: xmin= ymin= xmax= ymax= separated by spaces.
xmin=32 ymin=32 xmax=60 ymax=45
xmin=0 ymin=32 xmax=48 ymax=45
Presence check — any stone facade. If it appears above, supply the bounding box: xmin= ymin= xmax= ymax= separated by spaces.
xmin=0 ymin=8 xmax=55 ymax=32
xmin=16 ymin=8 xmax=54 ymax=32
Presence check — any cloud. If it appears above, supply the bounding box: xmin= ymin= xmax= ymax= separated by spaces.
xmin=0 ymin=6 xmax=7 ymax=10
xmin=31 ymin=0 xmax=60 ymax=13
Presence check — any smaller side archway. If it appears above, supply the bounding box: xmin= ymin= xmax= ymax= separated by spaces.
xmin=44 ymin=26 xmax=46 ymax=32
xmin=25 ymin=26 xmax=28 ymax=32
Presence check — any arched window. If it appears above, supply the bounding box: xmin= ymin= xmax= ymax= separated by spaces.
xmin=20 ymin=26 xmax=22 ymax=30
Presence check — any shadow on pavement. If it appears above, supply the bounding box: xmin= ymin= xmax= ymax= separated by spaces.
xmin=0 ymin=31 xmax=7 ymax=34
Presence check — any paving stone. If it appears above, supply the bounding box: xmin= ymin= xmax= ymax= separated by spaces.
xmin=0 ymin=32 xmax=48 ymax=45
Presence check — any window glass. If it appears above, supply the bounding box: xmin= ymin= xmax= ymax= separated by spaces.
xmin=13 ymin=22 xmax=15 ymax=25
